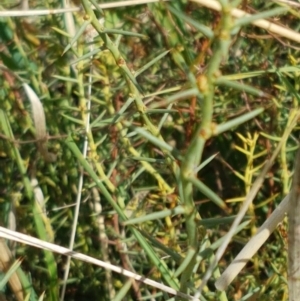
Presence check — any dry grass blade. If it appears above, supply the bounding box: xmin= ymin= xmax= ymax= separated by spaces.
xmin=191 ymin=0 xmax=300 ymax=43
xmin=273 ymin=0 xmax=300 ymax=8
xmin=0 ymin=227 xmax=199 ymax=301
xmin=0 ymin=240 xmax=23 ymax=301
xmin=0 ymin=0 xmax=171 ymax=17
xmin=215 ymin=194 xmax=290 ymax=290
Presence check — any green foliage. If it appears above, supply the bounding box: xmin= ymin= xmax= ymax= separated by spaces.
xmin=0 ymin=0 xmax=299 ymax=300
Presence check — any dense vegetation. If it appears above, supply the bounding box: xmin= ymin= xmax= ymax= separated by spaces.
xmin=0 ymin=1 xmax=299 ymax=300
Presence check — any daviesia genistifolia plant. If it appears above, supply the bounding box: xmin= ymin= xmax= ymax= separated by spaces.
xmin=0 ymin=0 xmax=299 ymax=300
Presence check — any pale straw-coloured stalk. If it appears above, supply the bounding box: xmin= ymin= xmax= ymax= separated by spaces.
xmin=0 ymin=240 xmax=23 ymax=301
xmin=215 ymin=193 xmax=290 ymax=290
xmin=0 ymin=0 xmax=170 ymax=17
xmin=0 ymin=226 xmax=200 ymax=301
xmin=191 ymin=0 xmax=300 ymax=43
